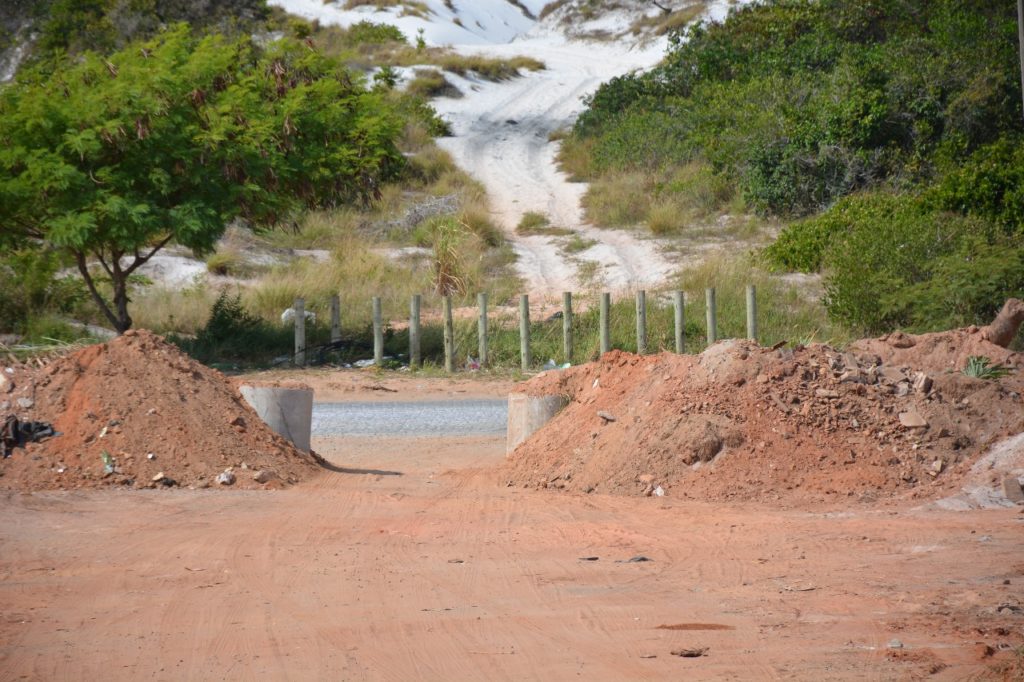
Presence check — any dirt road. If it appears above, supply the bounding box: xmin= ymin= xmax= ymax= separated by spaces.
xmin=2 ymin=430 xmax=1021 ymax=680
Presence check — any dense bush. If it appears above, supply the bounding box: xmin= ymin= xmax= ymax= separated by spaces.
xmin=573 ymin=0 xmax=1022 ymax=218
xmin=569 ymin=0 xmax=1024 ymax=334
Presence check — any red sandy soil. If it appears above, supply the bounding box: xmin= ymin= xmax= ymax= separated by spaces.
xmin=0 ymin=330 xmax=320 ymax=491
xmin=507 ymin=327 xmax=1023 ymax=506
xmin=1 ymin=434 xmax=1022 ymax=680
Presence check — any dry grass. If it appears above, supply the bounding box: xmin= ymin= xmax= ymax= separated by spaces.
xmin=406 ymin=68 xmax=462 ymax=99
xmin=580 ymin=172 xmax=651 ymax=227
xmin=313 ymin=24 xmax=545 ymax=81
xmin=132 ymin=283 xmax=222 ymax=334
xmin=554 ymin=134 xmax=597 ymax=181
xmin=630 ymin=5 xmax=704 ymax=36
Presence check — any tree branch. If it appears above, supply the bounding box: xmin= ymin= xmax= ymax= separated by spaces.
xmin=123 ymin=234 xmax=174 ymax=275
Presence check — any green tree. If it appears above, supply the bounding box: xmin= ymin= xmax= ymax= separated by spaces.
xmin=0 ymin=25 xmax=404 ymax=332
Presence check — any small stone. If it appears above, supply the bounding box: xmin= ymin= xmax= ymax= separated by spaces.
xmin=839 ymin=369 xmax=865 ymax=384
xmin=1002 ymin=476 xmax=1024 ymax=504
xmin=253 ymin=470 xmax=277 ymax=484
xmin=152 ymin=472 xmax=166 ymax=482
xmin=670 ymin=648 xmax=708 ymax=658
xmin=147 ymin=453 xmax=156 ymax=460
xmin=887 ymin=639 xmax=904 ymax=650
xmin=0 ymin=373 xmax=12 ymax=394
xmin=16 ymin=397 xmax=33 ymax=409
xmin=216 ymin=471 xmax=236 ymax=486
xmin=815 ymin=389 xmax=839 ymax=399
xmin=597 ymin=411 xmax=617 ymax=422
xmin=229 ymin=416 xmax=246 ymax=428
xmin=912 ymin=372 xmax=933 ymax=394
xmin=926 ymin=459 xmax=944 ymax=477
xmin=899 ymin=411 xmax=928 ymax=429
xmin=240 ymin=462 xmax=249 ymax=470
xmin=895 ymin=382 xmax=911 ymax=397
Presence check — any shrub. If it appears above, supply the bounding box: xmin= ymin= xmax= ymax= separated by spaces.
xmin=818 ymin=193 xmax=1000 ymax=332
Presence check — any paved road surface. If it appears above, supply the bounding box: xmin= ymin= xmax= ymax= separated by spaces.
xmin=312 ymin=399 xmax=508 ymax=437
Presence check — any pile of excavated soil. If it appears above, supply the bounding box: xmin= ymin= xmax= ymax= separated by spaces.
xmin=505 ymin=328 xmax=1024 ymax=505
xmin=0 ymin=330 xmax=322 ymax=491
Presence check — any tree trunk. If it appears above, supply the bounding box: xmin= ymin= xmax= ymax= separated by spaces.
xmin=982 ymin=298 xmax=1024 ymax=348
xmin=74 ymin=251 xmax=133 ymax=334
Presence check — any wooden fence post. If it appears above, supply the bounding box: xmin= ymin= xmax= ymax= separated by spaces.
xmin=410 ymin=294 xmax=421 ymax=368
xmin=706 ymin=287 xmax=717 ymax=346
xmin=330 ymin=295 xmax=341 ymax=344
xmin=674 ymin=290 xmax=685 ymax=353
xmin=746 ymin=284 xmax=758 ymax=341
xmin=443 ymin=295 xmax=455 ymax=373
xmin=478 ymin=292 xmax=488 ymax=367
xmin=372 ymin=296 xmax=383 ymax=366
xmin=562 ymin=291 xmax=573 ymax=364
xmin=294 ymin=297 xmax=305 ymax=367
xmin=520 ymin=294 xmax=531 ymax=372
xmin=600 ymin=292 xmax=611 ymax=355
xmin=635 ymin=289 xmax=647 ymax=355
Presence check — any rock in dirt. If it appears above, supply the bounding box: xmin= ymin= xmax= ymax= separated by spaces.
xmin=216 ymin=471 xmax=236 ymax=486
xmin=16 ymin=397 xmax=33 ymax=409
xmin=253 ymin=470 xmax=277 ymax=484
xmin=597 ymin=411 xmax=617 ymax=422
xmin=899 ymin=411 xmax=928 ymax=429
xmin=671 ymin=648 xmax=708 ymax=658
xmin=0 ymin=373 xmax=11 ymax=394
xmin=1003 ymin=476 xmax=1024 ymax=504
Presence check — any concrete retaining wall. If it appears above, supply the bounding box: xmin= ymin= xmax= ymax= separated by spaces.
xmin=239 ymin=385 xmax=313 ymax=453
xmin=506 ymin=393 xmax=568 ymax=455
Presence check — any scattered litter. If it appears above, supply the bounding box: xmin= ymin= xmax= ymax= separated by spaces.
xmin=653 ymin=486 xmax=665 ymax=497
xmin=2 ymin=416 xmax=57 ymax=458
xmin=543 ymin=359 xmax=557 ymax=371
xmin=670 ymin=648 xmax=708 ymax=658
xmin=353 ymin=359 xmax=376 ymax=368
xmin=147 ymin=453 xmax=156 ymax=460
xmin=98 ymin=426 xmax=108 ymax=439
xmin=447 ymin=559 xmax=465 ymax=564
xmin=639 ymin=654 xmax=657 ymax=659
xmin=466 ymin=356 xmax=481 ymax=371
xmin=216 ymin=470 xmax=236 ymax=486
xmin=617 ymin=556 xmax=652 ymax=563
xmin=15 ymin=397 xmax=33 ymax=409
xmin=100 ymin=450 xmax=115 ymax=475
xmin=887 ymin=639 xmax=904 ymax=650
xmin=578 ymin=556 xmax=600 ymax=561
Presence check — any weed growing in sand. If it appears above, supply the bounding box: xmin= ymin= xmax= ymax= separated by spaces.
xmin=963 ymin=356 xmax=1013 ymax=380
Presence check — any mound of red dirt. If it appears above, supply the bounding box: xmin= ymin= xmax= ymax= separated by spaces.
xmin=0 ymin=330 xmax=322 ymax=491
xmin=505 ymin=330 xmax=1024 ymax=506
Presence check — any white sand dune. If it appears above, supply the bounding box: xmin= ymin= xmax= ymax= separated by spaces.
xmin=272 ymin=0 xmax=741 ymax=298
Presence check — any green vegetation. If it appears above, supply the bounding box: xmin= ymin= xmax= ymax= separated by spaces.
xmin=0 ymin=25 xmax=406 ymax=332
xmin=566 ymin=0 xmax=1024 ymax=335
xmin=962 ymin=355 xmax=1013 ymax=380
xmin=6 ymin=0 xmax=269 ymax=68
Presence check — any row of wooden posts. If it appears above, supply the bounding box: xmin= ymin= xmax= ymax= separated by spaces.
xmin=291 ymin=286 xmax=759 ymax=371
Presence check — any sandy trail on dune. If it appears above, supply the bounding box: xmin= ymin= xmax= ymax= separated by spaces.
xmin=434 ymin=36 xmax=675 ymax=298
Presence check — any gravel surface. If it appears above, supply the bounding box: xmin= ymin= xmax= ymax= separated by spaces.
xmin=312 ymin=399 xmax=508 ymax=437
